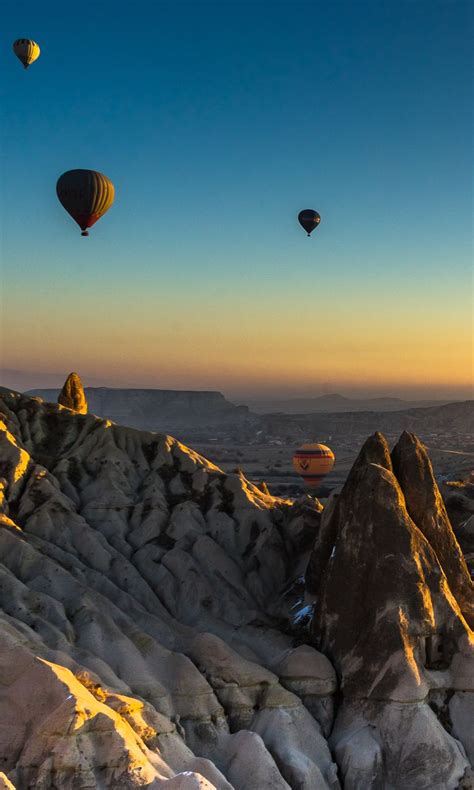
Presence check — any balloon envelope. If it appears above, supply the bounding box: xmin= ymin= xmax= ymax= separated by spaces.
xmin=292 ymin=443 xmax=335 ymax=489
xmin=298 ymin=209 xmax=321 ymax=236
xmin=56 ymin=170 xmax=115 ymax=236
xmin=13 ymin=39 xmax=40 ymax=69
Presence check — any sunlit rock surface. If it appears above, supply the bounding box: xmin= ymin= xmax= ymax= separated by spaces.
xmin=0 ymin=389 xmax=337 ymax=789
xmin=0 ymin=389 xmax=472 ymax=789
xmin=57 ymin=372 xmax=88 ymax=415
xmin=308 ymin=431 xmax=474 ymax=789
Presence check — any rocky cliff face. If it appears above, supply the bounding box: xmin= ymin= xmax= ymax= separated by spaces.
xmin=27 ymin=387 xmax=251 ymax=437
xmin=307 ymin=431 xmax=474 ymax=789
xmin=0 ymin=391 xmax=472 ymax=789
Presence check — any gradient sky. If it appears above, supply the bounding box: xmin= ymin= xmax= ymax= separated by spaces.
xmin=1 ymin=0 xmax=472 ymax=400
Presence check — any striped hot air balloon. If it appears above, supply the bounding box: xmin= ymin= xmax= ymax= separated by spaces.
xmin=13 ymin=39 xmax=41 ymax=69
xmin=292 ymin=443 xmax=335 ymax=489
xmin=298 ymin=209 xmax=321 ymax=237
xmin=56 ymin=170 xmax=115 ymax=236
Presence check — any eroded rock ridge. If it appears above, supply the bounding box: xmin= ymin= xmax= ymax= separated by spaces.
xmin=0 ymin=390 xmax=472 ymax=789
xmin=0 ymin=390 xmax=335 ymax=789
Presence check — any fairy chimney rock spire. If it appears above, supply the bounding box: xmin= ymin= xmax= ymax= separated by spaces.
xmin=58 ymin=372 xmax=87 ymax=414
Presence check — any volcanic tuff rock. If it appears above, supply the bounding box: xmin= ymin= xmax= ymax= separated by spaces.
xmin=442 ymin=476 xmax=474 ymax=527
xmin=455 ymin=515 xmax=474 ymax=573
xmin=0 ymin=389 xmax=338 ymax=789
xmin=438 ymin=476 xmax=474 ymax=574
xmin=57 ymin=372 xmax=88 ymax=414
xmin=1 ymin=390 xmax=472 ymax=789
xmin=307 ymin=431 xmax=474 ymax=789
xmin=391 ymin=432 xmax=474 ymax=624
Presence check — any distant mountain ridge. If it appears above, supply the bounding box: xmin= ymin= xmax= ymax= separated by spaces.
xmin=261 ymin=400 xmax=474 ymax=441
xmin=24 ymin=385 xmax=474 ymax=444
xmin=245 ymin=392 xmax=453 ymax=414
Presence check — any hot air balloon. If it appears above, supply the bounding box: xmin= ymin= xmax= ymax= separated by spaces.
xmin=292 ymin=443 xmax=335 ymax=489
xmin=56 ymin=170 xmax=115 ymax=236
xmin=298 ymin=209 xmax=321 ymax=237
xmin=13 ymin=39 xmax=41 ymax=69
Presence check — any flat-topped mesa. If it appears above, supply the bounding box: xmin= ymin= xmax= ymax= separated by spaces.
xmin=57 ymin=372 xmax=87 ymax=415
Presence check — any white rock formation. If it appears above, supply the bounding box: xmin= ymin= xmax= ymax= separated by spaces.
xmin=0 ymin=391 xmax=472 ymax=789
xmin=0 ymin=390 xmax=337 ymax=789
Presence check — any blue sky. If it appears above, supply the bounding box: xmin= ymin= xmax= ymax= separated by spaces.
xmin=1 ymin=0 xmax=472 ymax=398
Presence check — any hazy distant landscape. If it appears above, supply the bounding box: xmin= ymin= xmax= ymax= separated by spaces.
xmin=244 ymin=392 xmax=454 ymax=414
xmin=25 ymin=384 xmax=474 ymax=499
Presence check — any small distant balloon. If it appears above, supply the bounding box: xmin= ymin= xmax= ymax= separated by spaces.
xmin=292 ymin=443 xmax=335 ymax=489
xmin=13 ymin=39 xmax=40 ymax=69
xmin=56 ymin=169 xmax=115 ymax=237
xmin=298 ymin=209 xmax=321 ymax=237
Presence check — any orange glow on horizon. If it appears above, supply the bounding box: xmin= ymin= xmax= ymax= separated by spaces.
xmin=2 ymin=275 xmax=472 ymax=398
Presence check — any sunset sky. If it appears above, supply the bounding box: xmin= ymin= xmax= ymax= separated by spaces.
xmin=1 ymin=0 xmax=472 ymax=400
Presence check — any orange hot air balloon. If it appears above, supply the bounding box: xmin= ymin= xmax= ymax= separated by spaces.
xmin=56 ymin=169 xmax=115 ymax=236
xmin=292 ymin=443 xmax=335 ymax=489
xmin=298 ymin=209 xmax=321 ymax=237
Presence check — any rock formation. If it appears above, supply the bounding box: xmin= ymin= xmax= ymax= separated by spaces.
xmin=0 ymin=389 xmax=337 ymax=789
xmin=439 ymin=475 xmax=474 ymax=574
xmin=441 ymin=475 xmax=474 ymax=527
xmin=307 ymin=431 xmax=474 ymax=789
xmin=57 ymin=372 xmax=88 ymax=414
xmin=0 ymin=389 xmax=472 ymax=789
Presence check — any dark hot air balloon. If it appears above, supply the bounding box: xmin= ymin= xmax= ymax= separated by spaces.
xmin=292 ymin=443 xmax=335 ymax=489
xmin=13 ymin=39 xmax=40 ymax=69
xmin=298 ymin=209 xmax=321 ymax=237
xmin=56 ymin=170 xmax=115 ymax=236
